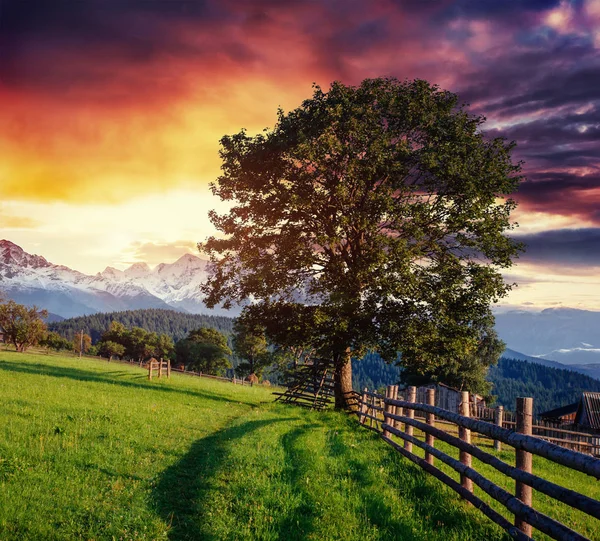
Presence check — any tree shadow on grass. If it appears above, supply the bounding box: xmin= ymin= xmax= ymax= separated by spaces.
xmin=273 ymin=425 xmax=322 ymax=539
xmin=0 ymin=360 xmax=263 ymax=408
xmin=153 ymin=417 xmax=300 ymax=541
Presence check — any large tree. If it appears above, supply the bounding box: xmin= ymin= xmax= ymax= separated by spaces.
xmin=200 ymin=78 xmax=522 ymax=408
xmin=0 ymin=300 xmax=48 ymax=352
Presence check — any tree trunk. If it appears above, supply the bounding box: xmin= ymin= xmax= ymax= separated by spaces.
xmin=334 ymin=350 xmax=354 ymax=410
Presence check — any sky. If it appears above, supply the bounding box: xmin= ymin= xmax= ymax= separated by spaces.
xmin=1 ymin=0 xmax=599 ymax=310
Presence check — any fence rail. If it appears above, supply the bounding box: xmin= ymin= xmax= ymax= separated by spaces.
xmin=472 ymin=404 xmax=600 ymax=455
xmin=356 ymin=386 xmax=600 ymax=541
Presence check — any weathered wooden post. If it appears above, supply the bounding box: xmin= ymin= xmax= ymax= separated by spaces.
xmin=494 ymin=405 xmax=504 ymax=451
xmin=167 ymin=359 xmax=171 ymax=379
xmin=148 ymin=360 xmax=153 ymax=380
xmin=383 ymin=386 xmax=393 ymax=438
xmin=515 ymin=397 xmax=533 ymax=537
xmin=404 ymin=386 xmax=416 ymax=452
xmin=425 ymin=388 xmax=436 ymax=465
xmin=359 ymin=387 xmax=368 ymax=424
xmin=391 ymin=385 xmax=399 ymax=429
xmin=459 ymin=391 xmax=473 ymax=493
xmin=396 ymin=387 xmax=404 ymax=431
xmin=158 ymin=358 xmax=163 ymax=378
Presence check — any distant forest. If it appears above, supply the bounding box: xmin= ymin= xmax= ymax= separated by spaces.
xmin=488 ymin=357 xmax=600 ymax=415
xmin=351 ymin=354 xmax=600 ymax=415
xmin=49 ymin=309 xmax=600 ymax=412
xmin=48 ymin=309 xmax=235 ymax=344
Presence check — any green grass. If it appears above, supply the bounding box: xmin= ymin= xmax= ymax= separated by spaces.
xmin=0 ymin=350 xmax=561 ymax=540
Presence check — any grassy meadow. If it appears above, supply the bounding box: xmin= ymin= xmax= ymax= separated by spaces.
xmin=0 ymin=350 xmax=596 ymax=540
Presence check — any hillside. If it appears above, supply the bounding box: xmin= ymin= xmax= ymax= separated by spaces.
xmin=488 ymin=356 xmax=600 ymax=414
xmin=48 ymin=308 xmax=235 ymax=343
xmin=0 ymin=351 xmax=507 ymax=540
xmin=350 ymin=350 xmax=600 ymax=414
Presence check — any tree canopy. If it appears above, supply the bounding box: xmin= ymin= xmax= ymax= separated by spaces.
xmin=231 ymin=319 xmax=270 ymax=378
xmin=98 ymin=321 xmax=174 ymax=362
xmin=175 ymin=327 xmax=232 ymax=375
xmin=200 ymin=77 xmax=522 ymax=408
xmin=0 ymin=300 xmax=48 ymax=352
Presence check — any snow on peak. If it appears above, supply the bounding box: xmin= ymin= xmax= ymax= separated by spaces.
xmin=124 ymin=262 xmax=151 ymax=277
xmin=173 ymin=253 xmax=206 ymax=268
xmin=100 ymin=266 xmax=124 ymax=279
xmin=0 ymin=239 xmax=50 ymax=268
xmin=0 ymin=239 xmax=226 ymax=317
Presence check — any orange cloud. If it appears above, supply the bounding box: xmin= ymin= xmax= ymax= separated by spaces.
xmin=126 ymin=240 xmax=198 ymax=266
xmin=0 ymin=213 xmax=40 ymax=229
xmin=0 ymin=74 xmax=315 ymax=205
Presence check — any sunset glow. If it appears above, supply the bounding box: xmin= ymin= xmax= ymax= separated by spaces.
xmin=2 ymin=0 xmax=600 ymax=309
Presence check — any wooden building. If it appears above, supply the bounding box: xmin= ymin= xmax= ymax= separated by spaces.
xmin=540 ymin=392 xmax=600 ymax=432
xmin=539 ymin=402 xmax=578 ymax=424
xmin=413 ymin=382 xmax=486 ymax=413
xmin=575 ymin=392 xmax=600 ymax=430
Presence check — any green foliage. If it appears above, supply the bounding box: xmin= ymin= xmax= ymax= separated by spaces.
xmin=48 ymin=308 xmax=235 ymax=343
xmin=39 ymin=331 xmax=73 ymax=352
xmin=401 ymin=328 xmax=505 ymax=397
xmin=231 ymin=319 xmax=270 ymax=378
xmin=200 ymin=78 xmax=522 ymax=405
xmin=175 ymin=327 xmax=232 ymax=375
xmin=98 ymin=321 xmax=174 ymax=362
xmin=97 ymin=340 xmax=126 ymax=360
xmin=489 ymin=357 xmax=600 ymax=414
xmin=0 ymin=300 xmax=48 ymax=352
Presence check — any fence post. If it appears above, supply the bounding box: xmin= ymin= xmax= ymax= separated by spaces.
xmin=391 ymin=385 xmax=399 ymax=429
xmin=396 ymin=387 xmax=404 ymax=431
xmin=494 ymin=405 xmax=504 ymax=451
xmin=404 ymin=386 xmax=416 ymax=453
xmin=359 ymin=387 xmax=368 ymax=424
xmin=515 ymin=397 xmax=533 ymax=537
xmin=459 ymin=391 xmax=473 ymax=494
xmin=167 ymin=359 xmax=171 ymax=379
xmin=425 ymin=388 xmax=435 ymax=465
xmin=383 ymin=386 xmax=393 ymax=438
xmin=148 ymin=361 xmax=153 ymax=380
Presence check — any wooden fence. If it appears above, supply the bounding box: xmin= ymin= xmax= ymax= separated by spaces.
xmin=356 ymin=386 xmax=600 ymax=541
xmin=472 ymin=404 xmax=600 ymax=455
xmin=69 ymin=352 xmax=265 ymax=387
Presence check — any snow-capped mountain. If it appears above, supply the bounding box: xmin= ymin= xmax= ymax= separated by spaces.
xmin=0 ymin=240 xmax=228 ymax=318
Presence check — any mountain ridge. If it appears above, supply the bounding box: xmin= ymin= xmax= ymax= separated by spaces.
xmin=0 ymin=240 xmax=229 ymax=318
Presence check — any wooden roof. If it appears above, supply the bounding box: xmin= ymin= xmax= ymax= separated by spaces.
xmin=540 ymin=402 xmax=578 ymax=419
xmin=576 ymin=392 xmax=600 ymax=429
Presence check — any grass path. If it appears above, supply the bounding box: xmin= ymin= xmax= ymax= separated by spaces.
xmin=0 ymin=351 xmax=508 ymax=540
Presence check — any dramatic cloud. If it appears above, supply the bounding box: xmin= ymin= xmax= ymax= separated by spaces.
xmin=2 ymin=1 xmax=600 ymax=307
xmin=516 ymin=228 xmax=600 ymax=267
